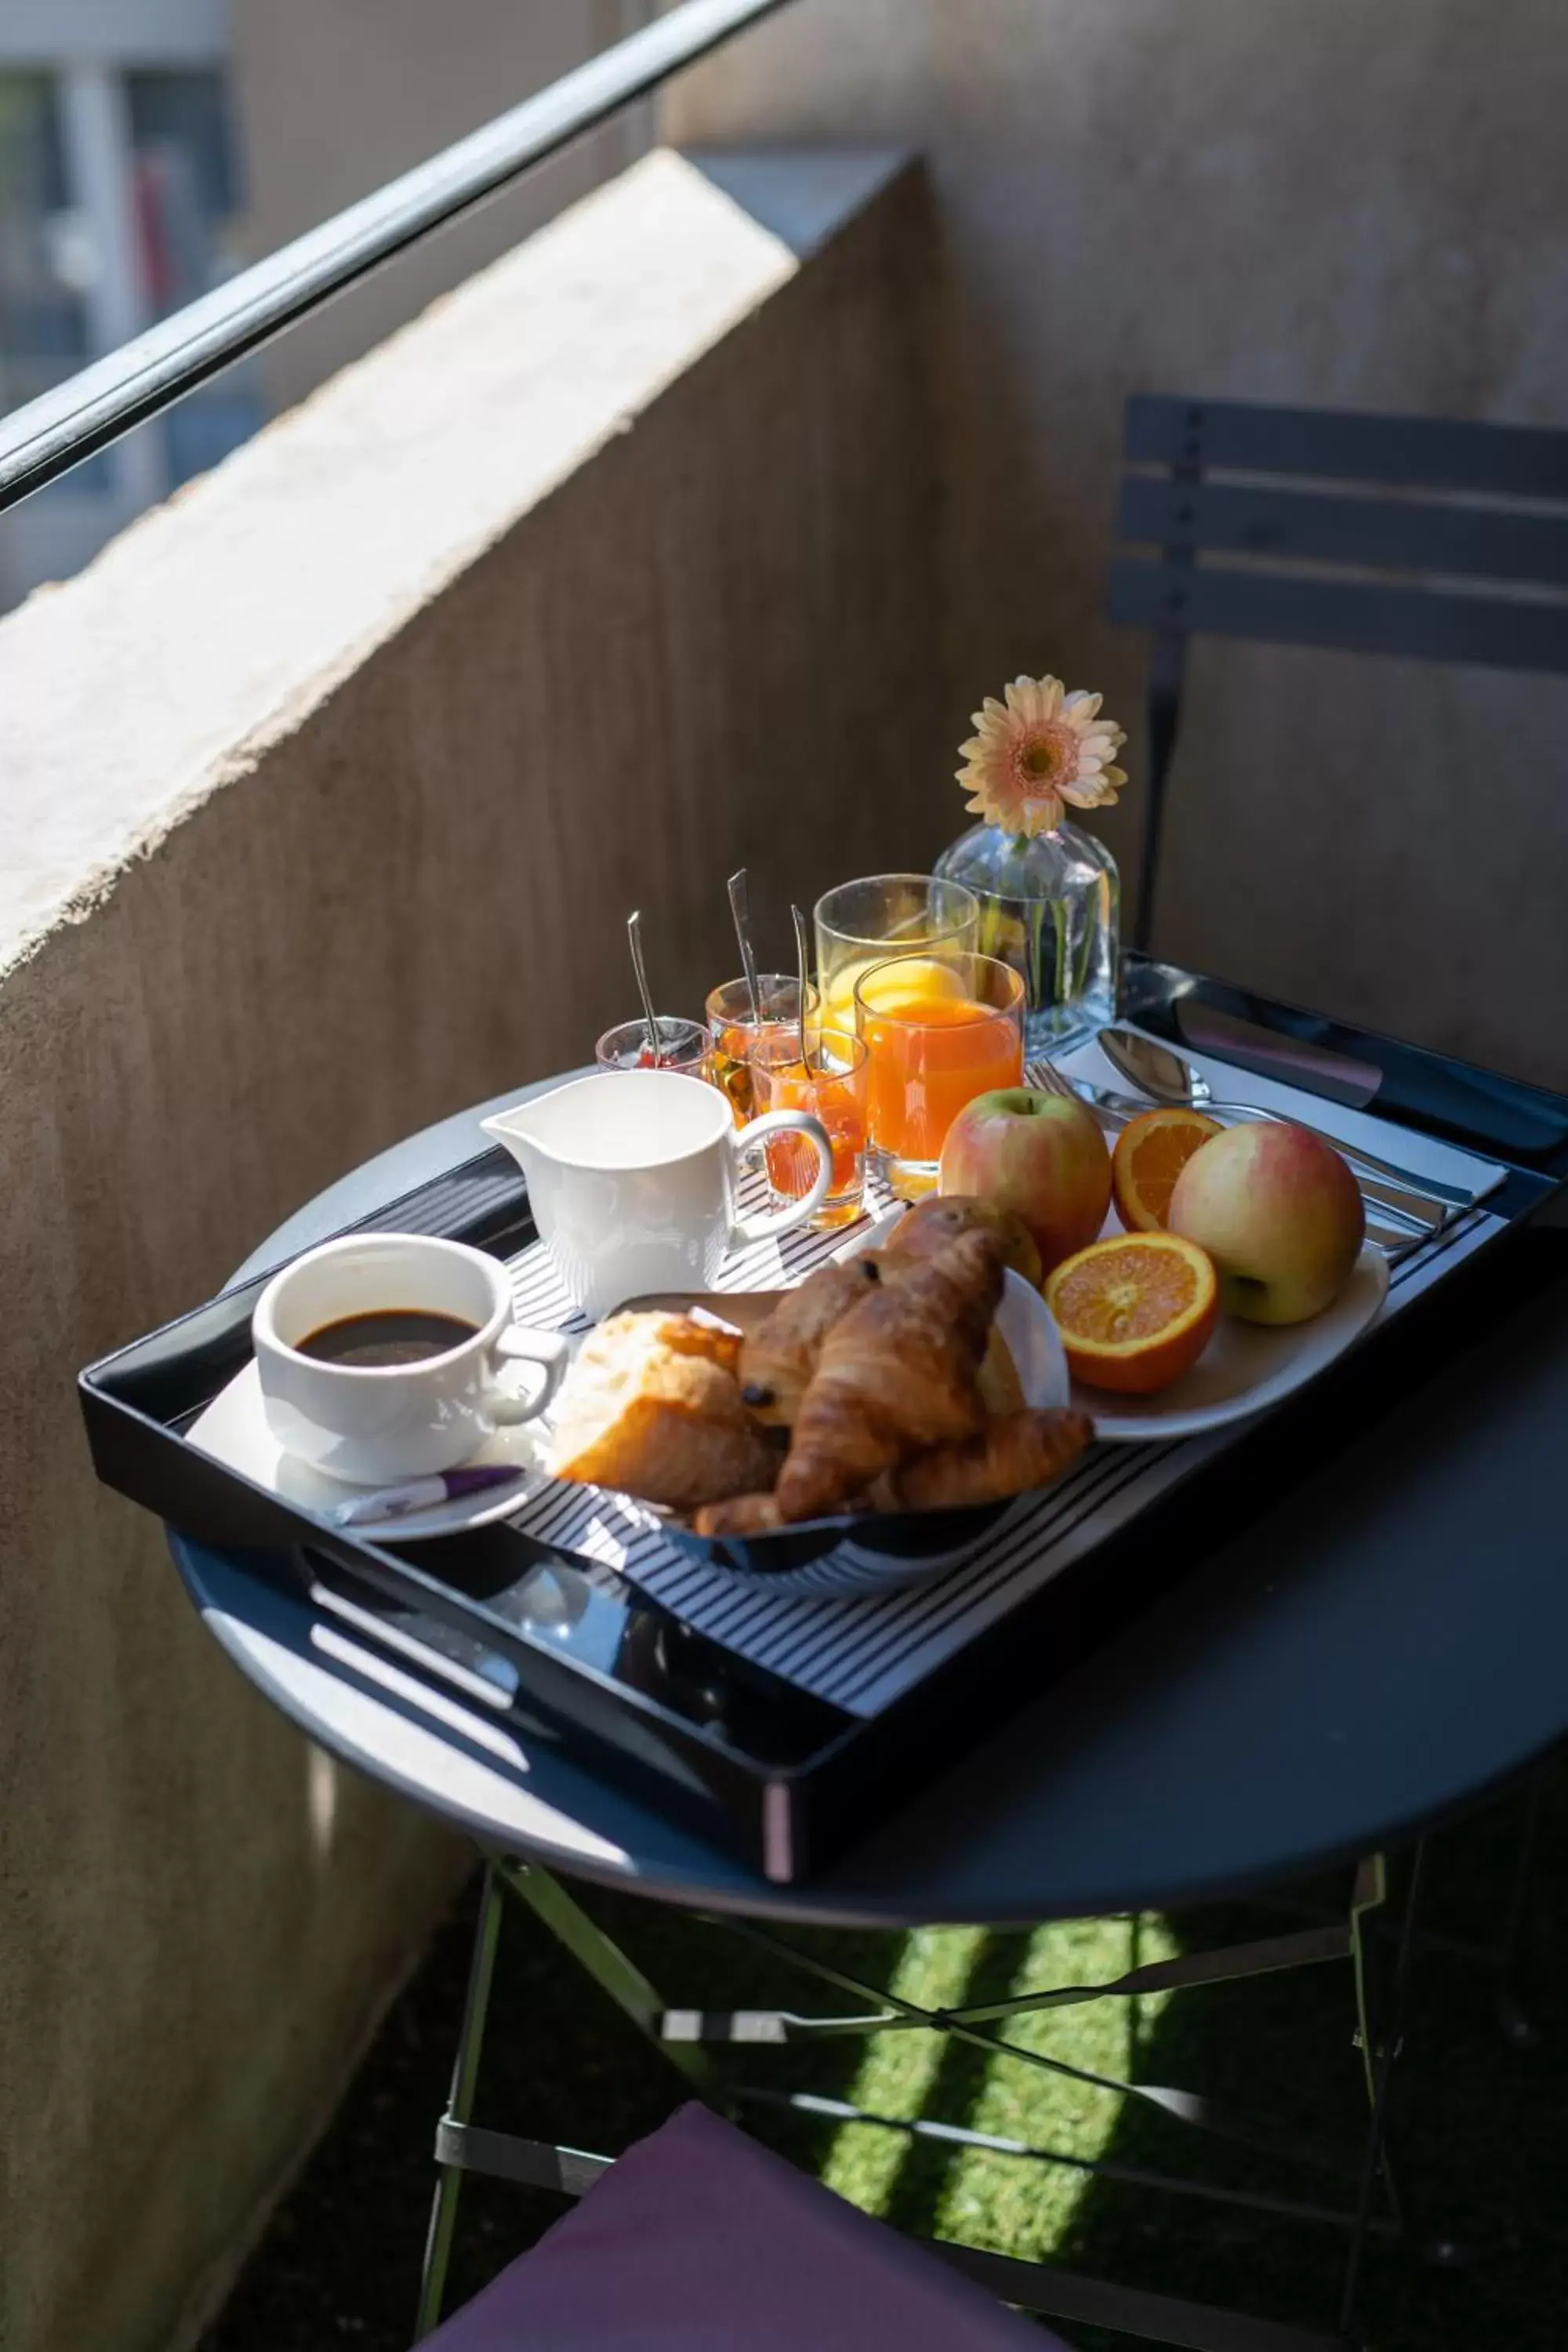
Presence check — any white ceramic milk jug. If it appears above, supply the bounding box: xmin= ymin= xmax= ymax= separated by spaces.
xmin=484 ymin=1069 xmax=833 ymax=1321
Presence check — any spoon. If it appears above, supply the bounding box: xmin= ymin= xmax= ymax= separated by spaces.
xmin=627 ymin=909 xmax=660 ymax=1063
xmin=791 ymin=902 xmax=815 ymax=1076
xmin=727 ymin=868 xmax=762 ymax=1025
xmin=1098 ymin=1026 xmax=1470 ymax=1211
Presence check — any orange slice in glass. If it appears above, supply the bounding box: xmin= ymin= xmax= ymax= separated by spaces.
xmin=1111 ymin=1107 xmax=1223 ymax=1232
xmin=1046 ymin=1231 xmax=1218 ymax=1394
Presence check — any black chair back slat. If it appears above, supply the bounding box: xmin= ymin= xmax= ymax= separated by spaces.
xmin=1116 ymin=475 xmax=1568 ymax=590
xmin=1109 ymin=557 xmax=1568 ymax=673
xmin=1111 ymin=394 xmax=1568 ymax=948
xmin=1124 ymin=394 xmax=1568 ymax=499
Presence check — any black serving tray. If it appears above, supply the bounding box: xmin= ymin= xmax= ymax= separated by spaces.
xmin=80 ymin=959 xmax=1568 ymax=1881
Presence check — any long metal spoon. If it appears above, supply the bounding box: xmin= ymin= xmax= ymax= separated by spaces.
xmin=791 ymin=902 xmax=815 ymax=1076
xmin=727 ymin=868 xmax=762 ymax=1025
xmin=1098 ymin=1026 xmax=1471 ymax=1212
xmin=627 ymin=909 xmax=659 ymax=1062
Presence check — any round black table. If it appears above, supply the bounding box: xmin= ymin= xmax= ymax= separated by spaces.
xmin=168 ymin=1078 xmax=1568 ymax=2349
xmin=171 ymin=1082 xmax=1568 ymax=1933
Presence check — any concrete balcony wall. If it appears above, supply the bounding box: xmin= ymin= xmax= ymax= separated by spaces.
xmin=667 ymin=0 xmax=1568 ymax=1091
xmin=0 ymin=147 xmax=937 ymax=2352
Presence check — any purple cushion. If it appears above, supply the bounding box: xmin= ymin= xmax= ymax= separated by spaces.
xmin=424 ymin=2103 xmax=1064 ymax=2349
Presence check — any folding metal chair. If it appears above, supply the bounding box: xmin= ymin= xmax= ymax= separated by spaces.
xmin=408 ymin=1850 xmax=1458 ymax=2352
xmin=1108 ymin=394 xmax=1568 ymax=947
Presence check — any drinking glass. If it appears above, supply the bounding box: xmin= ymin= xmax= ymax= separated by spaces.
xmin=595 ymin=1014 xmax=709 ymax=1076
xmin=705 ymin=975 xmax=817 ymax=1123
xmin=854 ymin=950 xmax=1025 ymax=1196
xmin=814 ymin=873 xmax=979 ymax=1037
xmin=747 ymin=1025 xmax=870 ymax=1229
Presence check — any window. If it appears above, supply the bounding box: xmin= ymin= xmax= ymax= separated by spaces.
xmin=125 ymin=68 xmax=259 ymax=488
xmin=0 ymin=71 xmax=93 ymax=423
xmin=0 ymin=55 xmax=259 ymax=606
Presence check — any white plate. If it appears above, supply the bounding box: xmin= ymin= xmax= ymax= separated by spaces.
xmin=187 ymin=1360 xmax=552 ymax=1541
xmin=1075 ymin=1242 xmax=1390 ymax=1441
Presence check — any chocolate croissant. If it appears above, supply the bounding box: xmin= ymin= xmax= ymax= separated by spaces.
xmin=775 ymin=1231 xmax=1004 ymax=1522
xmin=873 ymin=1407 xmax=1094 ymax=1512
xmin=739 ymin=1254 xmax=884 ymax=1427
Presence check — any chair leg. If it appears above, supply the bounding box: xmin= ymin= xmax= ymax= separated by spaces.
xmin=1495 ymin=1763 xmax=1550 ymax=2049
xmin=495 ymin=1856 xmax=717 ymax=2092
xmin=1338 ymin=1843 xmax=1433 ymax=2343
xmin=414 ymin=1867 xmax=505 ymax=2342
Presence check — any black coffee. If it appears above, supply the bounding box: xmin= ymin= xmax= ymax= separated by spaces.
xmin=296 ymin=1309 xmax=480 ymax=1367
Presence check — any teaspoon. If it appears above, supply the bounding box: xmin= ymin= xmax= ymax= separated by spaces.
xmin=727 ymin=868 xmax=763 ymax=1026
xmin=627 ymin=909 xmax=660 ymax=1062
xmin=791 ymin=903 xmax=815 ymax=1076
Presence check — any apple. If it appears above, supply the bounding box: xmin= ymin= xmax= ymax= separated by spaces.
xmin=938 ymin=1089 xmax=1111 ymax=1277
xmin=1167 ymin=1121 xmax=1364 ymax=1324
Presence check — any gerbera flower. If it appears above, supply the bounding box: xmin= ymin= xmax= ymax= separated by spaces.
xmin=956 ymin=674 xmax=1127 ymax=838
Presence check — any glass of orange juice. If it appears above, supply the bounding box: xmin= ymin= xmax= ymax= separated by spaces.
xmin=747 ymin=1025 xmax=870 ymax=1229
xmin=813 ymin=874 xmax=979 ymax=1038
xmin=854 ymin=951 xmax=1025 ymax=1196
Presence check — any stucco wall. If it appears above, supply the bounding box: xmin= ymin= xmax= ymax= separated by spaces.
xmin=0 ymin=148 xmax=936 ymax=2352
xmin=666 ymin=0 xmax=1568 ymax=1087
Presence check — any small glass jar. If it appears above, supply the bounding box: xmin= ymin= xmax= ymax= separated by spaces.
xmin=934 ymin=819 xmax=1120 ymax=1059
xmin=594 ymin=1014 xmax=709 ymax=1076
xmin=748 ymin=1025 xmax=870 ymax=1229
xmin=705 ymin=975 xmax=816 ymax=1123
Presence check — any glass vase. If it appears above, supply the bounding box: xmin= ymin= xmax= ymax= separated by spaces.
xmin=933 ymin=818 xmax=1120 ymax=1058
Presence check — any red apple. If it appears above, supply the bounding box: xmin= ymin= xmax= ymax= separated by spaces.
xmin=1167 ymin=1121 xmax=1364 ymax=1324
xmin=938 ymin=1089 xmax=1111 ymax=1278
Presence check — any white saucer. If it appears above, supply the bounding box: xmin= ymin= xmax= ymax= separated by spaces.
xmin=187 ymin=1360 xmax=552 ymax=1541
xmin=1076 ymin=1242 xmax=1390 ymax=1441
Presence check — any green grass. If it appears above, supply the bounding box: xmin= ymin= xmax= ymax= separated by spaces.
xmin=201 ymin=1770 xmax=1568 ymax=2349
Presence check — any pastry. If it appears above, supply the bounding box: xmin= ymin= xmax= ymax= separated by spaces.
xmin=550 ymin=1311 xmax=775 ymax=1510
xmin=884 ymin=1194 xmax=1043 ymax=1290
xmin=871 ymin=1407 xmax=1094 ymax=1512
xmin=692 ymin=1492 xmax=786 ymax=1538
xmin=738 ymin=1254 xmax=885 ymax=1427
xmin=775 ymin=1231 xmax=1004 ymax=1522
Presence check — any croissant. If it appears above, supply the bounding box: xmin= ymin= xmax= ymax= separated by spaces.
xmin=739 ymin=1254 xmax=885 ymax=1427
xmin=872 ymin=1407 xmax=1094 ymax=1512
xmin=775 ymin=1231 xmax=1004 ymax=1522
xmin=692 ymin=1491 xmax=786 ymax=1538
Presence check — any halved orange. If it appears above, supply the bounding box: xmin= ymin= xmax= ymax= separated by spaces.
xmin=1111 ymin=1107 xmax=1223 ymax=1232
xmin=1045 ymin=1231 xmax=1218 ymax=1395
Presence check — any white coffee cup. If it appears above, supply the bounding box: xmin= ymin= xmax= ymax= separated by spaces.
xmin=482 ymin=1069 xmax=834 ymax=1322
xmin=252 ymin=1232 xmax=568 ymax=1483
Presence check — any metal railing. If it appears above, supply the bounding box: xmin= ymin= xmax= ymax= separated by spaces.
xmin=0 ymin=0 xmax=790 ymax=516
